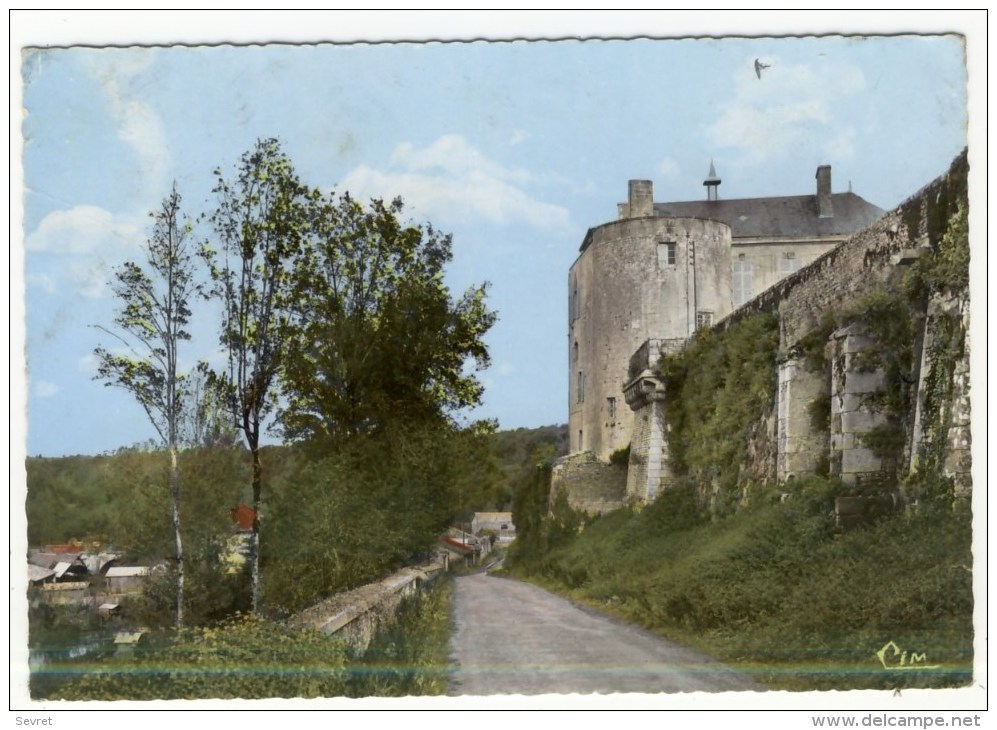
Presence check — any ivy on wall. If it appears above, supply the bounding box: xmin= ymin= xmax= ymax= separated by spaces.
xmin=902 ymin=200 xmax=970 ymax=506
xmin=658 ymin=312 xmax=779 ymax=513
xmin=655 ymin=187 xmax=968 ymax=511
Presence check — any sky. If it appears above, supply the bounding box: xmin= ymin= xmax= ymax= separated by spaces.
xmin=13 ymin=12 xmax=978 ymax=458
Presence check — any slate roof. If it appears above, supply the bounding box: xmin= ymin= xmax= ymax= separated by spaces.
xmin=28 ymin=564 xmax=56 ymax=583
xmin=28 ymin=551 xmax=66 ymax=569
xmin=652 ymin=192 xmax=885 ymax=239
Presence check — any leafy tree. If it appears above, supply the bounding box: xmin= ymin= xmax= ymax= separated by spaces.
xmin=278 ymin=193 xmax=496 ymax=448
xmin=202 ymin=138 xmax=313 ymax=612
xmin=181 ymin=362 xmax=242 ymax=449
xmin=93 ymin=185 xmax=198 ymax=628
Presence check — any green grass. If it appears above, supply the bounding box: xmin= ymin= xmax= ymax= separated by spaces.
xmin=346 ymin=577 xmax=454 ymax=697
xmin=506 ymin=481 xmax=974 ymax=692
xmin=44 ymin=579 xmax=455 ymax=700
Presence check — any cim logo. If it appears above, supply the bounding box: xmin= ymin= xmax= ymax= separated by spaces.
xmin=876 ymin=641 xmax=940 ymax=670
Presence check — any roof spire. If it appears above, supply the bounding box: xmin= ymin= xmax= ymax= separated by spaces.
xmin=703 ymin=159 xmax=721 ymax=201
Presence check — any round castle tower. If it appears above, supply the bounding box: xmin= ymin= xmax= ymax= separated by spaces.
xmin=567 ymin=179 xmax=733 ymax=461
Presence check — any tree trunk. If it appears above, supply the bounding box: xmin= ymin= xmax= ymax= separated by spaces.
xmin=169 ymin=447 xmax=184 ymax=629
xmin=250 ymin=443 xmax=263 ymax=613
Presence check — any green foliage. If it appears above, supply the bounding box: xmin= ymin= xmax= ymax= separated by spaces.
xmin=658 ymin=312 xmax=779 ymax=509
xmin=53 ymin=614 xmax=352 ymax=700
xmin=842 ymin=293 xmax=915 ymax=472
xmin=347 ymin=578 xmax=453 ymax=696
xmin=476 ymin=425 xmax=567 ymax=512
xmin=26 ymin=448 xmax=252 ymax=628
xmin=793 ymin=314 xmax=837 ymax=373
xmin=279 ymin=193 xmax=496 ymax=448
xmin=45 ymin=580 xmax=453 ymax=701
xmin=807 ymin=394 xmax=831 ymax=433
xmin=26 ymin=450 xmax=175 ymax=557
xmin=204 ymin=137 xmax=318 ymax=611
xmin=92 ymin=186 xmax=203 ymax=627
xmin=93 ymin=185 xmax=199 ymax=448
xmin=262 ymin=428 xmax=464 ymax=615
xmin=861 ymin=423 xmax=908 ymax=461
xmin=505 ymin=476 xmax=972 ymax=691
xmin=609 ymin=443 xmax=631 ymax=466
xmin=902 ymin=198 xmax=969 ymax=305
xmin=506 ymin=457 xmax=555 ymax=567
xmin=907 ymin=302 xmax=968 ymax=506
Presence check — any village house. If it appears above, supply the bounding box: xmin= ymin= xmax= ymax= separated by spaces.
xmin=470 ymin=512 xmax=516 ymax=544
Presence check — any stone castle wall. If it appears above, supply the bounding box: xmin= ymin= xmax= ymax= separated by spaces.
xmin=549 ymin=451 xmax=628 ymax=515
xmin=612 ymin=151 xmax=971 ymax=506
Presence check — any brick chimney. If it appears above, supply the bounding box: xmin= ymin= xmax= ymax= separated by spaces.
xmin=627 ymin=180 xmax=654 ymax=218
xmin=816 ymin=165 xmax=833 ymax=218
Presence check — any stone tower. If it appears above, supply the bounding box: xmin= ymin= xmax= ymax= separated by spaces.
xmin=567 ymin=179 xmax=733 ymax=461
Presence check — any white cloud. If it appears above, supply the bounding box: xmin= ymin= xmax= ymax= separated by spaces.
xmin=509 ymin=130 xmax=530 ymax=146
xmin=82 ymin=50 xmax=171 ymax=197
xmin=33 ymin=380 xmax=59 ymax=398
xmin=339 ymin=135 xmax=570 ymax=230
xmin=26 ymin=206 xmax=146 ymax=298
xmin=26 ymin=205 xmax=143 ymax=255
xmin=706 ymin=58 xmax=867 ymax=167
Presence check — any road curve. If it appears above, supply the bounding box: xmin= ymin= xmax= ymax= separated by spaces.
xmin=449 ymin=571 xmax=762 ymax=696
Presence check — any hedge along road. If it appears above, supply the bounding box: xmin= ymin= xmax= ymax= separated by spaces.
xmin=449 ymin=571 xmax=762 ymax=696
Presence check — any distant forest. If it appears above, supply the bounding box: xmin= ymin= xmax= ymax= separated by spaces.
xmin=26 ymin=423 xmax=568 ymax=551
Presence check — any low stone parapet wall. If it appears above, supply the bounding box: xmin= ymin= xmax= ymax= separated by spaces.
xmin=288 ymin=560 xmax=445 ymax=652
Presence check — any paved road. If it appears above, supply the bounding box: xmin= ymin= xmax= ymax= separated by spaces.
xmin=449 ymin=571 xmax=761 ymax=696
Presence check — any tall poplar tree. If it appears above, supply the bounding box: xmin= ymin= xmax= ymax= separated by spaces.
xmin=94 ymin=184 xmax=197 ymax=629
xmin=202 ymin=138 xmax=312 ymax=612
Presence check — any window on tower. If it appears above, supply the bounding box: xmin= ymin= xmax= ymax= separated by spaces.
xmin=657 ymin=241 xmax=677 ymax=267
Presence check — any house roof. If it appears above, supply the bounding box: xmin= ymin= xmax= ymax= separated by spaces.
xmin=472 ymin=512 xmax=513 ymax=522
xmin=651 ymin=192 xmax=885 ymax=240
xmin=53 ymin=561 xmax=80 ymax=579
xmin=230 ymin=504 xmax=255 ymax=531
xmin=105 ymin=566 xmax=151 ymax=578
xmin=114 ymin=631 xmax=145 ymax=645
xmin=47 ymin=544 xmax=85 ymax=554
xmin=28 ymin=551 xmax=62 ymax=569
xmin=441 ymin=536 xmax=478 ymax=554
xmin=28 ymin=564 xmax=56 ymax=583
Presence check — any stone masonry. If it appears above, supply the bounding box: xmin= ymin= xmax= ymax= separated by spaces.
xmin=549 ymin=451 xmax=627 ymax=515
xmin=563 ymin=150 xmax=971 ymax=510
xmin=828 ymin=324 xmax=894 ymax=487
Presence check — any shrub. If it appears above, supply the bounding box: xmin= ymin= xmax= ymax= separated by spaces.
xmin=609 ymin=444 xmax=631 ymax=466
xmin=54 ymin=614 xmax=351 ymax=700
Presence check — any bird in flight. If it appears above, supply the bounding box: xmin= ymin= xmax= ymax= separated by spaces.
xmin=754 ymin=58 xmax=771 ymax=79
